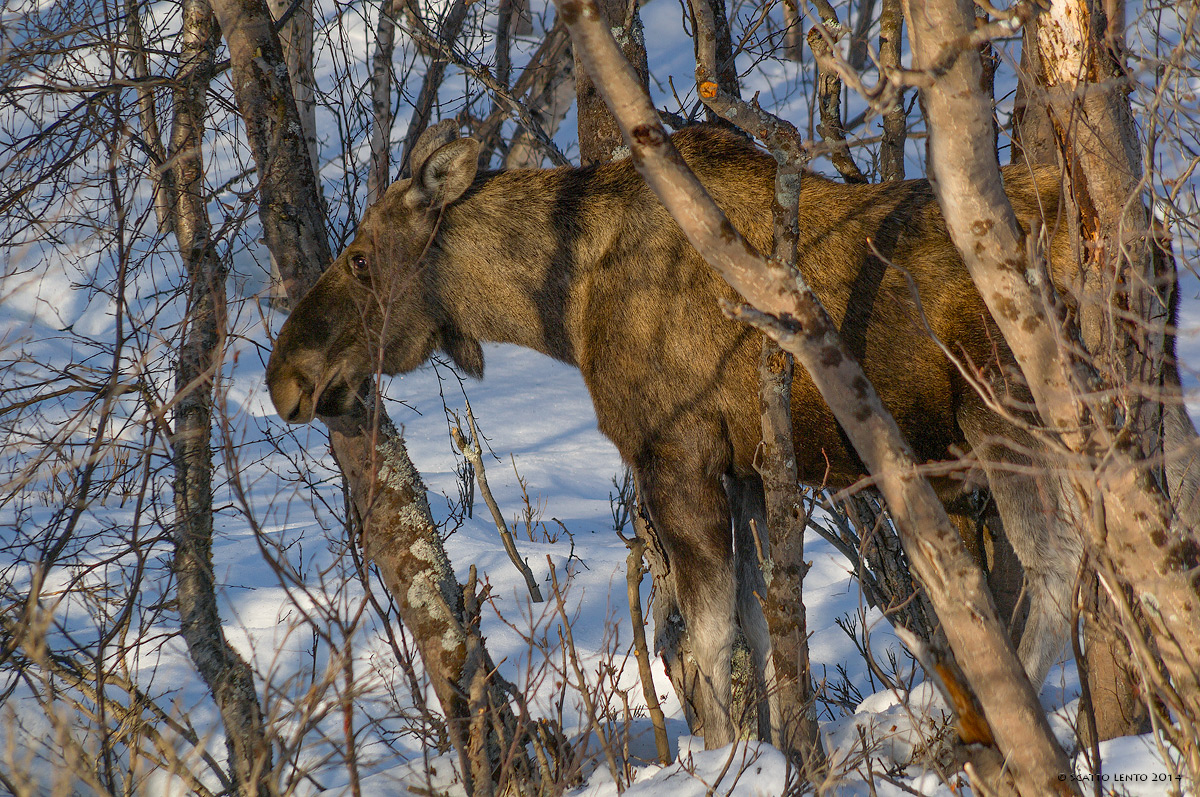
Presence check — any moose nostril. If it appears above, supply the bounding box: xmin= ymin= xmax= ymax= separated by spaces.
xmin=283 ymin=394 xmax=308 ymax=424
xmin=267 ymin=363 xmax=315 ymax=424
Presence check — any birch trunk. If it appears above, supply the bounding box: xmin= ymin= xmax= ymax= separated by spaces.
xmin=168 ymin=1 xmax=275 ymax=793
xmin=906 ymin=0 xmax=1200 ymax=777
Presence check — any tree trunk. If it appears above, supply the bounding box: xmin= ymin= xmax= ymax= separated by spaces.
xmin=906 ymin=0 xmax=1200 ymax=779
xmin=1033 ymin=0 xmax=1195 ymax=747
xmin=877 ymin=0 xmax=907 ymax=181
xmin=265 ymin=0 xmax=319 ymax=306
xmin=807 ymin=19 xmax=867 ymax=183
xmin=208 ymin=0 xmax=536 ymax=790
xmin=556 ymin=2 xmax=1077 ymax=792
xmin=368 ymin=0 xmax=401 ymax=205
xmin=168 ymin=1 xmax=275 ymax=793
xmin=574 ymin=0 xmax=648 ymax=164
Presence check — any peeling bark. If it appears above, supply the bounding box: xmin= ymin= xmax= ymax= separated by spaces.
xmin=906 ymin=0 xmax=1200 ymax=779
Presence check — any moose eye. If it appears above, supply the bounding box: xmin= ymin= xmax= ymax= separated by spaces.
xmin=349 ymin=253 xmax=369 ymax=280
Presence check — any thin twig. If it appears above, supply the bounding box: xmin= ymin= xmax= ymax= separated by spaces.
xmin=451 ymin=401 xmax=545 ymax=602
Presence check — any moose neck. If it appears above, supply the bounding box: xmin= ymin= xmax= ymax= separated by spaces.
xmin=433 ymin=164 xmax=625 ymax=366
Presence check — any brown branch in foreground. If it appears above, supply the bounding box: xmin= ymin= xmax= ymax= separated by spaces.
xmin=451 ymin=402 xmax=545 ymax=603
xmin=554 ymin=1 xmax=1077 ymax=793
xmin=623 ymin=534 xmax=672 ymax=765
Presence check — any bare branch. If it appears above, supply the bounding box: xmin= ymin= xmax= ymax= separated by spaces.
xmin=451 ymin=402 xmax=545 ymax=603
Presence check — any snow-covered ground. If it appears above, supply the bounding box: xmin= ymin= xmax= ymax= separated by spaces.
xmin=2 ymin=0 xmax=1197 ymax=794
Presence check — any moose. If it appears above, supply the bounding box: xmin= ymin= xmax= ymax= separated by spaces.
xmin=267 ymin=123 xmax=1188 ymax=749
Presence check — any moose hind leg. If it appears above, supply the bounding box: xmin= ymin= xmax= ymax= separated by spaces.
xmin=959 ymin=403 xmax=1084 ymax=688
xmin=727 ymin=474 xmax=773 ymax=742
xmin=637 ymin=460 xmax=737 ymax=749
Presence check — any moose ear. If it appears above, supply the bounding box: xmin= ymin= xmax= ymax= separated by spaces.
xmin=409 ymin=119 xmax=460 ymax=171
xmin=408 ymin=138 xmax=481 ymax=210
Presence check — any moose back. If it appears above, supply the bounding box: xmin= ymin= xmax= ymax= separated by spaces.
xmin=268 ymin=124 xmax=1088 ymax=748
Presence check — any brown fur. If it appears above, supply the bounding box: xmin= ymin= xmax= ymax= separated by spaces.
xmin=268 ymin=126 xmax=1083 ymax=747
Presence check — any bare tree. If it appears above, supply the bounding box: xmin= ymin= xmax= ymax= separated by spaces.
xmin=906 ymin=0 xmax=1200 ymax=780
xmin=207 ymin=0 xmax=540 ymax=791
xmin=168 ymin=0 xmax=275 ymax=793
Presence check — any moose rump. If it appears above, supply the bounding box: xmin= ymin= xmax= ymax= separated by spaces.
xmin=267 ymin=124 xmax=1088 ymax=749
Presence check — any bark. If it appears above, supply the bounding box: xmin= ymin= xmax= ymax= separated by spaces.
xmin=687 ymin=0 xmax=738 ymax=124
xmin=690 ymin=0 xmax=824 ymax=769
xmin=1034 ymin=0 xmax=1198 ymax=747
xmin=368 ymin=0 xmax=402 ymax=205
xmin=168 ymin=0 xmax=275 ymax=793
xmin=508 ymin=0 xmax=532 ymax=36
xmin=807 ymin=21 xmax=867 ymax=183
xmin=624 ymin=535 xmax=671 ymax=765
xmin=1010 ymin=24 xmax=1057 ymax=168
xmin=877 ymin=0 xmax=906 ymax=181
xmin=209 ymin=0 xmax=534 ymax=790
xmin=1080 ymin=577 xmax=1151 ymax=742
xmin=124 ymin=0 xmax=174 ymax=234
xmin=847 ymin=0 xmax=877 ymax=72
xmin=976 ymin=7 xmax=999 ymax=158
xmin=450 ymin=405 xmax=543 ymax=603
xmin=265 ymin=0 xmax=320 ymax=306
xmin=782 ymin=0 xmax=803 ymax=62
xmin=756 ymin=342 xmax=824 ymax=771
xmin=574 ymin=0 xmax=648 ymax=164
xmin=267 ymin=0 xmax=318 ymax=178
xmin=555 ymin=1 xmax=1077 ymax=792
xmin=906 ymin=0 xmax=1200 ymax=777
xmin=502 ymin=51 xmax=575 ymax=169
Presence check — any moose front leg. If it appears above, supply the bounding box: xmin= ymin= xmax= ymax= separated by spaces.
xmin=636 ymin=459 xmax=738 ymax=749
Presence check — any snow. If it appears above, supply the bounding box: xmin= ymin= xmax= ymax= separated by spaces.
xmin=1 ymin=0 xmax=1196 ymax=794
